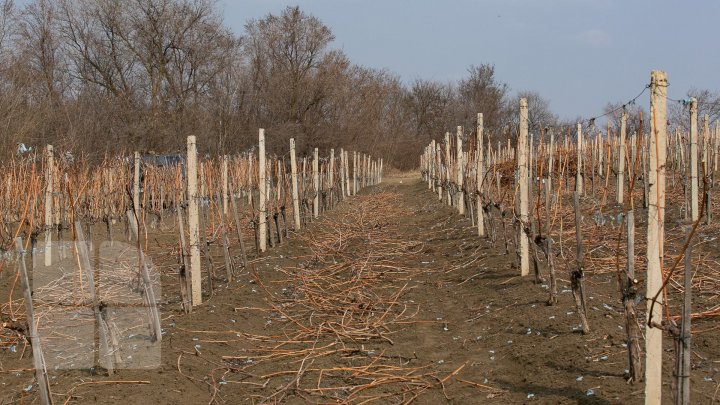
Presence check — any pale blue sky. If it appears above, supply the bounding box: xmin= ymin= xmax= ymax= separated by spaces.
xmin=221 ymin=0 xmax=720 ymax=121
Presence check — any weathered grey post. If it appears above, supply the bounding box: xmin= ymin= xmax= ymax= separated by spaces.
xmin=258 ymin=129 xmax=267 ymax=253
xmin=645 ymin=70 xmax=667 ymax=405
xmin=445 ymin=132 xmax=452 ymax=205
xmin=329 ymin=149 xmax=335 ymax=207
xmin=518 ymin=98 xmax=530 ymax=276
xmin=290 ymin=138 xmax=301 ymax=230
xmin=133 ymin=151 xmax=141 ymax=237
xmin=477 ymin=114 xmax=485 ymax=236
xmin=247 ymin=154 xmax=254 ymax=205
xmin=16 ymin=238 xmax=51 ymax=405
xmin=186 ymin=136 xmax=201 ymax=305
xmin=313 ymin=148 xmax=319 ymax=218
xmin=353 ymin=151 xmax=358 ymax=195
xmin=345 ymin=150 xmax=350 ymax=196
xmin=690 ymin=98 xmax=699 ymax=221
xmin=340 ymin=148 xmax=346 ymax=198
xmin=222 ymin=155 xmax=229 ymax=216
xmin=436 ymin=144 xmax=442 ymax=200
xmin=618 ymin=110 xmax=627 ymax=204
xmin=44 ymin=145 xmax=53 ymax=266
xmin=576 ymin=123 xmax=584 ymax=195
xmin=456 ymin=126 xmax=465 ymax=215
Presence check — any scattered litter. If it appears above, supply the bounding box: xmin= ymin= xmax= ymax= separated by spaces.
xmin=24 ymin=385 xmax=32 ymax=392
xmin=9 ymin=345 xmax=16 ymax=353
xmin=600 ymin=355 xmax=608 ymax=361
xmin=526 ymin=328 xmax=532 ymax=335
xmin=576 ymin=376 xmax=583 ymax=381
xmin=586 ymin=389 xmax=594 ymax=396
xmin=507 ymin=340 xmax=513 ymax=344
xmin=704 ymin=376 xmax=714 ymax=382
xmin=437 ymin=359 xmax=445 ymax=364
xmin=549 ymin=316 xmax=555 ymax=320
xmin=603 ymin=303 xmax=614 ymax=311
xmin=527 ymin=393 xmax=535 ymax=399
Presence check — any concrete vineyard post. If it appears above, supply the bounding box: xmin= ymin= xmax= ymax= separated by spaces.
xmin=259 ymin=129 xmax=267 ymax=253
xmin=44 ymin=145 xmax=53 ymax=266
xmin=186 ymin=136 xmax=202 ymax=306
xmin=518 ymin=98 xmax=530 ymax=276
xmin=690 ymin=98 xmax=699 ymax=222
xmin=456 ymin=126 xmax=465 ymax=215
xmin=477 ymin=114 xmax=485 ymax=237
xmin=330 ymin=149 xmax=335 ymax=207
xmin=645 ymin=70 xmax=667 ymax=405
xmin=290 ymin=138 xmax=301 ymax=230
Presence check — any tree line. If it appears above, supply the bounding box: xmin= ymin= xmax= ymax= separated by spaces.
xmin=0 ymin=0 xmax=716 ymax=169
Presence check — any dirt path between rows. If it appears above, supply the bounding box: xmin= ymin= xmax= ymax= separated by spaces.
xmin=2 ymin=175 xmax=719 ymax=404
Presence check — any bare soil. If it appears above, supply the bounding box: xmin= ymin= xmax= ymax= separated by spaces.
xmin=1 ymin=175 xmax=719 ymax=404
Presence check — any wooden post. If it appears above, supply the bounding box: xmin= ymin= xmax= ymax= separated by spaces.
xmin=290 ymin=138 xmax=301 ymax=230
xmin=445 ymin=132 xmax=452 ymax=205
xmin=618 ymin=110 xmax=627 ymax=204
xmin=456 ymin=126 xmax=465 ymax=215
xmin=690 ymin=98 xmax=699 ymax=222
xmin=16 ymin=238 xmax=52 ymax=405
xmin=133 ymin=151 xmax=141 ymax=236
xmin=645 ymin=70 xmax=667 ymax=405
xmin=329 ymin=149 xmax=335 ymax=207
xmin=544 ymin=129 xmax=555 ymax=237
xmin=576 ymin=123 xmax=584 ymax=195
xmin=187 ymin=136 xmax=202 ymax=306
xmin=676 ymin=225 xmax=692 ymax=405
xmin=345 ymin=150 xmax=350 ymax=197
xmin=222 ymin=155 xmax=229 ymax=216
xmin=477 ymin=114 xmax=485 ymax=237
xmin=518 ymin=98 xmax=530 ymax=276
xmin=436 ymin=144 xmax=442 ymax=200
xmin=340 ymin=148 xmax=346 ymax=198
xmin=44 ymin=145 xmax=53 ymax=267
xmin=313 ymin=148 xmax=319 ymax=218
xmin=258 ymin=129 xmax=267 ymax=253
xmin=353 ymin=151 xmax=358 ymax=195
xmin=247 ymin=154 xmax=254 ymax=206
